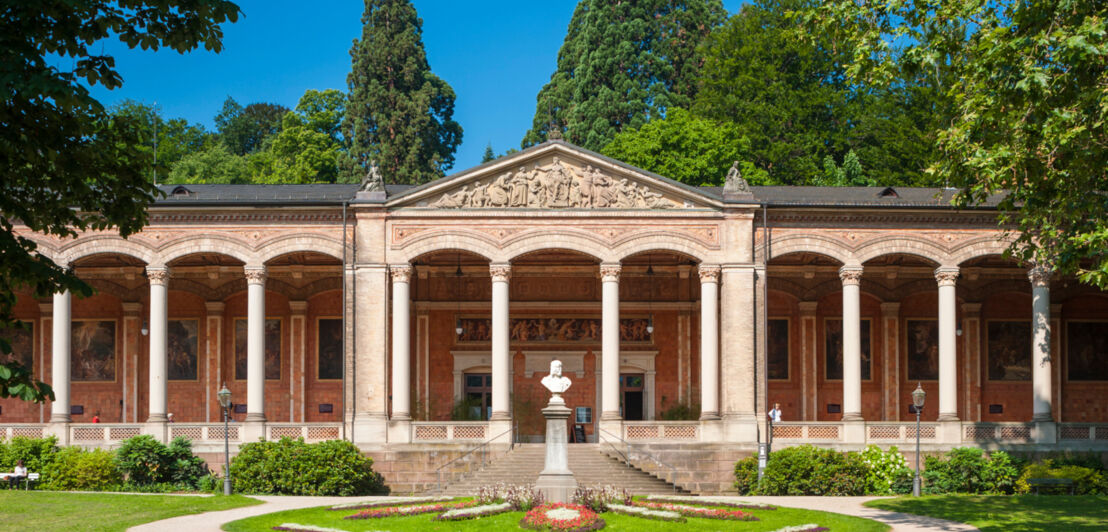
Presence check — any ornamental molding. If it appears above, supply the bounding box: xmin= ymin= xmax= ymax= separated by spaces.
xmin=1028 ymin=265 xmax=1052 ymax=288
xmin=934 ymin=267 xmax=960 ymax=286
xmin=838 ymin=266 xmax=863 ymax=285
xmin=389 ymin=223 xmax=721 ymax=250
xmin=600 ymin=264 xmax=622 ymax=282
xmin=148 ymin=211 xmax=344 ymax=224
xmin=766 ymin=211 xmax=1003 ymax=228
xmin=244 ymin=267 xmax=267 ymax=284
xmin=390 ymin=265 xmax=413 ymax=283
xmin=698 ymin=265 xmax=721 ymax=283
xmin=489 ymin=264 xmax=512 ymax=282
xmin=145 ymin=267 xmax=170 ymax=285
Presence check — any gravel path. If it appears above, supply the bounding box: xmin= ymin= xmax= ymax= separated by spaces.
xmin=128 ymin=494 xmax=979 ymax=532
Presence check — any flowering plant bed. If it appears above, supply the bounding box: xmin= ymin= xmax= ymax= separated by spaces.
xmin=272 ymin=524 xmax=353 ymax=532
xmin=633 ymin=500 xmax=759 ymax=521
xmin=520 ymin=502 xmax=606 ymax=531
xmin=327 ymin=496 xmax=454 ymax=511
xmin=644 ymin=494 xmax=777 ymax=510
xmin=606 ymin=503 xmax=685 ymax=522
xmin=433 ymin=501 xmax=513 ymax=521
xmin=344 ymin=500 xmax=475 ymax=519
xmin=768 ymin=525 xmax=829 ymax=532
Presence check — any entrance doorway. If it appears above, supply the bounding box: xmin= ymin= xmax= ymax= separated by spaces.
xmin=620 ymin=373 xmax=645 ymax=421
xmin=463 ymin=373 xmax=492 ymax=420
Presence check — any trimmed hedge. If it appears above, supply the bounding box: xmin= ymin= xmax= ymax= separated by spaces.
xmin=43 ymin=447 xmax=123 ymax=491
xmin=229 ymin=437 xmax=385 ymax=496
xmin=922 ymin=448 xmax=1020 ymax=494
xmin=1016 ymin=462 xmax=1107 ymax=495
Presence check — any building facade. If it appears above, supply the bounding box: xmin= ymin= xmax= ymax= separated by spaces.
xmin=2 ymin=141 xmax=1106 ymax=457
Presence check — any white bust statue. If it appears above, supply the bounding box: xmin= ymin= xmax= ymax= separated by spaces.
xmin=541 ymin=359 xmax=572 ymax=404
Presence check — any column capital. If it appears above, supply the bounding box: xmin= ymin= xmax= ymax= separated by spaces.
xmin=838 ymin=266 xmax=863 ymax=286
xmin=698 ymin=264 xmax=721 ymax=283
xmin=880 ymin=302 xmax=901 ymax=317
xmin=489 ymin=263 xmax=512 ymax=282
xmin=600 ymin=263 xmax=622 ymax=282
xmin=390 ymin=264 xmax=413 ymax=283
xmin=146 ymin=267 xmax=170 ymax=285
xmin=205 ymin=301 xmax=226 ymax=314
xmin=1028 ymin=265 xmax=1052 ymax=288
xmin=244 ymin=267 xmax=267 ymax=285
xmin=934 ymin=267 xmax=960 ymax=287
xmin=798 ymin=301 xmax=819 ymax=315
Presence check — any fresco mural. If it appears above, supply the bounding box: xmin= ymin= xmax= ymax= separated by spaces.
xmin=768 ymin=318 xmax=789 ymax=380
xmin=1067 ymin=321 xmax=1108 ymax=381
xmin=317 ymin=318 xmax=343 ymax=380
xmin=457 ymin=316 xmax=653 ymax=343
xmin=825 ymin=318 xmax=871 ymax=380
xmin=167 ymin=319 xmax=199 ymax=381
xmin=235 ymin=318 xmax=282 ymax=380
xmin=987 ymin=321 xmax=1032 ymax=381
xmin=71 ymin=320 xmax=115 ymax=381
xmin=906 ymin=319 xmax=939 ymax=381
xmin=0 ymin=321 xmax=33 ymax=372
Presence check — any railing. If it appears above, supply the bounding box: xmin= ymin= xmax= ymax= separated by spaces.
xmin=599 ymin=426 xmax=678 ymax=494
xmin=435 ymin=428 xmax=514 ymax=492
xmin=963 ymin=422 xmax=1034 ymax=443
xmin=70 ymin=424 xmax=143 ymax=443
xmin=622 ymin=421 xmax=699 ymax=442
xmin=412 ymin=421 xmax=490 ymax=442
xmin=266 ymin=423 xmax=342 ymax=442
xmin=1058 ymin=424 xmax=1108 ymax=441
xmin=771 ymin=422 xmax=843 ymax=442
xmin=0 ymin=425 xmax=45 ymax=439
xmin=865 ymin=422 xmax=938 ymax=443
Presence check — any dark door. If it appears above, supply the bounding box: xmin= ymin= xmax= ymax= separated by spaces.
xmin=463 ymin=373 xmax=492 ymax=420
xmin=620 ymin=373 xmax=645 ymax=421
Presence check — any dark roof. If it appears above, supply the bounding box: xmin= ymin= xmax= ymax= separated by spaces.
xmin=153 ymin=184 xmax=405 ymax=205
xmin=748 ymin=186 xmax=1005 ymax=208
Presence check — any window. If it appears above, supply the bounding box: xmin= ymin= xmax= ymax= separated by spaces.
xmin=463 ymin=373 xmax=492 ymax=420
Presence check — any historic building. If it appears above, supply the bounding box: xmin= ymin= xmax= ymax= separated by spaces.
xmin=3 ymin=141 xmax=1106 ymax=474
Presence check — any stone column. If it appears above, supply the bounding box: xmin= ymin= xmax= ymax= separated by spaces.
xmin=1029 ymin=266 xmax=1053 ymax=422
xmin=699 ymin=265 xmax=721 ymax=420
xmin=935 ymin=267 xmax=960 ymax=422
xmin=244 ymin=267 xmax=267 ymax=428
xmin=390 ymin=265 xmax=412 ymax=421
xmin=146 ymin=267 xmax=169 ymax=425
xmin=600 ymin=263 xmax=622 ymax=422
xmin=50 ymin=291 xmax=71 ymax=424
xmin=720 ymin=265 xmax=757 ymax=442
xmin=839 ymin=266 xmax=864 ymax=422
xmin=352 ymin=264 xmax=389 ymax=444
xmin=489 ymin=264 xmax=512 ymax=422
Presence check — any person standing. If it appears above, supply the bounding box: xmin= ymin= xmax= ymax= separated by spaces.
xmin=8 ymin=460 xmax=27 ymax=489
xmin=768 ymin=403 xmax=782 ymax=423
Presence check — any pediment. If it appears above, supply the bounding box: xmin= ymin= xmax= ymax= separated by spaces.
xmin=388 ymin=141 xmax=719 ymax=210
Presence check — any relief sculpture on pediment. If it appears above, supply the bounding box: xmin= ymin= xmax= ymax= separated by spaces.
xmin=429 ymin=156 xmax=679 ymax=209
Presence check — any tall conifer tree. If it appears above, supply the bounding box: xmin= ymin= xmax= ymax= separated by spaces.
xmin=342 ymin=0 xmax=462 ymax=184
xmin=523 ymin=0 xmax=725 ymax=151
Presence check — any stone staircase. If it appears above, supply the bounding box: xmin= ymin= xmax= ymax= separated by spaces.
xmin=437 ymin=443 xmax=685 ymax=496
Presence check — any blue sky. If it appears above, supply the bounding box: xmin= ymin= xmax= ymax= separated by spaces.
xmin=89 ymin=1 xmax=744 ymax=173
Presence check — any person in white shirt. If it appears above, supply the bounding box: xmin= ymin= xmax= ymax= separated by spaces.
xmin=8 ymin=460 xmax=27 ymax=489
xmin=768 ymin=403 xmax=782 ymax=423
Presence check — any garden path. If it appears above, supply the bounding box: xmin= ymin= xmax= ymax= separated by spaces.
xmin=735 ymin=496 xmax=980 ymax=532
xmin=126 ymin=495 xmax=426 ymax=532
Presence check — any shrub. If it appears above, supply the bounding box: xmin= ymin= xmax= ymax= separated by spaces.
xmin=733 ymin=456 xmax=758 ymax=494
xmin=478 ymin=483 xmax=546 ymax=511
xmin=860 ymin=445 xmax=913 ymax=495
xmin=922 ymin=448 xmax=1019 ymax=494
xmin=44 ymin=447 xmax=122 ymax=491
xmin=0 ymin=436 xmax=59 ymax=473
xmin=230 ymin=437 xmax=385 ymax=495
xmin=1015 ymin=461 xmax=1108 ymax=495
xmin=757 ymin=445 xmax=868 ymax=495
xmin=657 ymin=400 xmax=700 ymax=421
xmin=115 ymin=435 xmax=207 ymax=488
xmin=571 ymin=485 xmax=630 ymax=512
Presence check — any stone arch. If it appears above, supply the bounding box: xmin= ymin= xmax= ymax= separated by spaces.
xmin=83 ymin=278 xmax=140 ymax=302
xmin=502 ymin=231 xmax=613 ymax=263
xmin=950 ymin=236 xmax=1014 ymax=266
xmin=973 ymin=279 xmax=1031 ymax=301
xmin=762 ymin=234 xmax=851 ymax=264
xmin=799 ymin=277 xmax=895 ymax=302
xmin=59 ymin=236 xmax=157 ymax=266
xmin=392 ymin=231 xmax=498 ymax=263
xmin=613 ymin=233 xmax=710 ymax=263
xmin=854 ymin=235 xmax=948 ymax=266
xmin=19 ymin=234 xmax=61 ymax=263
xmin=287 ymin=278 xmax=343 ymax=301
xmin=157 ymin=235 xmax=257 ymax=267
xmin=259 ymin=234 xmax=345 ymax=264
xmin=167 ymin=278 xmax=221 ymax=301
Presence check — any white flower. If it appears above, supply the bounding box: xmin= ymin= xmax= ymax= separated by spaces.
xmin=608 ymin=504 xmax=682 ymax=520
xmin=438 ymin=502 xmax=512 ymax=519
xmin=545 ymin=507 xmax=582 ymax=520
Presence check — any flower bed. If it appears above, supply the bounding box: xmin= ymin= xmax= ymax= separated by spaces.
xmin=344 ymin=500 xmax=475 ymax=519
xmin=768 ymin=525 xmax=829 ymax=532
xmin=520 ymin=502 xmax=606 ymax=531
xmin=633 ymin=501 xmax=759 ymax=521
xmin=644 ymin=494 xmax=777 ymax=510
xmin=328 ymin=496 xmax=453 ymax=511
xmin=434 ymin=502 xmax=513 ymax=521
xmin=606 ymin=503 xmax=685 ymax=522
xmin=273 ymin=524 xmax=353 ymax=532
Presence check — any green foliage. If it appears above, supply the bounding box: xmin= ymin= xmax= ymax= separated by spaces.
xmin=524 ymin=0 xmax=726 ymax=151
xmin=342 ymin=0 xmax=462 ymax=184
xmin=44 ymin=447 xmax=123 ymax=491
xmin=806 ymin=0 xmax=1108 ymax=288
xmin=0 ymin=0 xmax=240 ymax=402
xmin=108 ymin=100 xmax=214 ymax=179
xmin=115 ymin=435 xmax=206 ymax=489
xmin=733 ymin=456 xmax=759 ymax=494
xmin=0 ymin=436 xmax=58 ymax=473
xmin=817 ymin=150 xmax=877 ymax=187
xmin=450 ymin=396 xmax=483 ymax=421
xmin=481 ymin=143 xmax=496 ymax=163
xmin=656 ymin=397 xmax=702 ymax=421
xmin=215 ymin=97 xmax=289 ymax=156
xmin=1016 ymin=461 xmax=1108 ymax=495
xmin=922 ymin=448 xmax=1020 ymax=495
xmin=229 ymin=438 xmax=385 ymax=496
xmin=756 ymin=445 xmax=868 ymax=495
xmin=167 ymin=144 xmax=251 ymax=184
xmin=859 ymin=445 xmax=912 ymax=495
xmin=601 ymin=108 xmax=769 ymax=187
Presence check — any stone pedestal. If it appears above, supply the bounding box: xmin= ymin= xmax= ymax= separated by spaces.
xmin=535 ymin=401 xmax=576 ymax=503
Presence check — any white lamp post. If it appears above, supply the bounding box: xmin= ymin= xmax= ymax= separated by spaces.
xmin=911 ymin=383 xmax=926 ymax=497
xmin=217 ymin=383 xmax=232 ymax=496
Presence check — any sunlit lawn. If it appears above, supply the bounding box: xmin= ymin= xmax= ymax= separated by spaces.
xmin=0 ymin=491 xmax=260 ymax=532
xmin=866 ymin=495 xmax=1108 ymax=532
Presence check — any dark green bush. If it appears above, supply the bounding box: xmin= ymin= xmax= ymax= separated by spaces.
xmin=43 ymin=447 xmax=122 ymax=491
xmin=229 ymin=437 xmax=385 ymax=495
xmin=922 ymin=447 xmax=1019 ymax=494
xmin=733 ymin=456 xmax=758 ymax=494
xmin=756 ymin=445 xmax=868 ymax=495
xmin=1016 ymin=462 xmax=1107 ymax=495
xmin=115 ymin=435 xmax=207 ymax=488
xmin=0 ymin=435 xmax=59 ymax=473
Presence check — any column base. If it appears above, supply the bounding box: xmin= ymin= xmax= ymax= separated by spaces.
xmin=489 ymin=411 xmax=512 ymax=422
xmin=600 ymin=411 xmax=622 ymax=422
xmin=1031 ymin=413 xmax=1053 ymax=422
xmin=45 ymin=422 xmax=70 ymax=446
xmin=244 ymin=412 xmax=267 ymax=423
xmin=146 ymin=413 xmax=168 ymax=423
xmin=937 ymin=413 xmax=960 ymax=422
xmin=488 ymin=418 xmax=513 ymax=444
xmin=699 ymin=411 xmax=721 ymax=421
xmin=352 ymin=414 xmax=388 ymax=445
xmin=939 ymin=419 xmax=962 ymax=444
xmin=387 ymin=419 xmax=412 ymax=443
xmin=597 ymin=419 xmax=622 ymax=442
xmin=841 ymin=412 xmax=864 ymax=422
xmin=842 ymin=419 xmax=865 ymax=444
xmin=242 ymin=419 xmax=267 ymax=443
xmin=49 ymin=413 xmax=71 ymax=424
xmin=143 ymin=421 xmax=168 ymax=443
xmin=1033 ymin=421 xmax=1057 ymax=444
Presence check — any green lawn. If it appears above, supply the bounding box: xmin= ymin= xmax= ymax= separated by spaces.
xmin=0 ymin=491 xmax=261 ymax=532
xmin=866 ymin=495 xmax=1108 ymax=532
xmin=224 ymin=504 xmax=887 ymax=531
